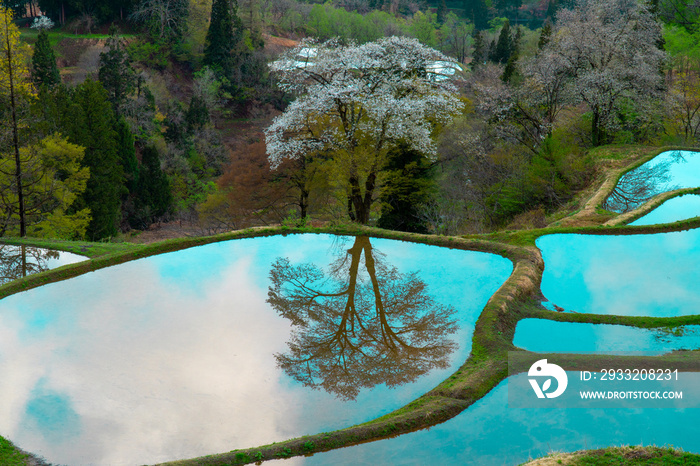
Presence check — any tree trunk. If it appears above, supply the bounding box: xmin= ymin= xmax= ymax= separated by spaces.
xmin=3 ymin=13 xmax=26 ymax=237
xmin=591 ymin=110 xmax=600 ymax=146
xmin=347 ymin=169 xmax=376 ymax=225
xmin=299 ymin=187 xmax=308 ymax=220
xmin=21 ymin=244 xmax=27 ymax=277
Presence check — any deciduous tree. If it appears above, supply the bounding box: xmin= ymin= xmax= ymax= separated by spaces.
xmin=0 ymin=134 xmax=90 ymax=238
xmin=551 ymin=0 xmax=665 ymax=145
xmin=0 ymin=6 xmax=35 ymax=237
xmin=265 ymin=36 xmax=463 ymax=224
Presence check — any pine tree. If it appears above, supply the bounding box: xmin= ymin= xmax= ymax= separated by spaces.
xmin=135 ymin=145 xmax=172 ymax=226
xmin=494 ymin=20 xmax=512 ymax=64
xmin=538 ymin=17 xmax=553 ymax=50
xmin=69 ymin=78 xmax=124 ymax=240
xmin=116 ymin=117 xmax=138 ymax=194
xmin=98 ymin=25 xmax=136 ymax=114
xmin=204 ymin=0 xmax=244 ymax=78
xmin=31 ymin=28 xmax=61 ymax=87
xmin=502 ymin=51 xmax=518 ymax=82
xmin=185 ymin=93 xmax=209 ymax=132
xmin=472 ymin=30 xmax=485 ymax=67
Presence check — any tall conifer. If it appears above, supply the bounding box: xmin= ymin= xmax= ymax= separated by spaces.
xmin=69 ymin=79 xmax=124 ymax=240
xmin=31 ymin=28 xmax=60 ymax=87
xmin=204 ymin=0 xmax=244 ymax=77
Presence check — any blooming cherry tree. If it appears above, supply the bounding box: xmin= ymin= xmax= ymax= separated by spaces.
xmin=265 ymin=36 xmax=463 ymax=224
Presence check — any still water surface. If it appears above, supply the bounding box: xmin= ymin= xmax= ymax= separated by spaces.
xmin=275 ymin=373 xmax=700 ymax=465
xmin=0 ymin=234 xmax=511 ymax=465
xmin=604 ymin=150 xmax=700 ymax=213
xmin=630 ymin=194 xmax=700 ymax=226
xmin=514 ymin=319 xmax=700 ymax=353
xmin=537 ymin=229 xmax=700 ymax=316
xmin=0 ymin=244 xmax=85 ymax=285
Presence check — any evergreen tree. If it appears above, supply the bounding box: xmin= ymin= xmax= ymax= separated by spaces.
xmin=437 ymin=0 xmax=448 ymax=24
xmin=502 ymin=50 xmax=518 ymax=82
xmin=204 ymin=0 xmax=244 ymax=78
xmin=538 ymin=17 xmax=553 ymax=49
xmin=69 ymin=78 xmax=124 ymax=240
xmin=185 ymin=93 xmax=210 ymax=133
xmin=31 ymin=28 xmax=61 ymax=87
xmin=377 ymin=143 xmax=434 ymax=233
xmin=98 ymin=25 xmax=136 ymax=114
xmin=135 ymin=145 xmax=172 ymax=226
xmin=472 ymin=30 xmax=485 ymax=67
xmin=493 ymin=19 xmax=512 ymax=63
xmin=116 ymin=117 xmax=138 ymax=194
xmin=463 ymin=0 xmax=488 ymax=30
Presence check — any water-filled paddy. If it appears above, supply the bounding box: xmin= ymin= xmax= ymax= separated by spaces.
xmin=276 ymin=373 xmax=700 ymax=465
xmin=537 ymin=229 xmax=700 ymax=316
xmin=604 ymin=150 xmax=700 ymax=213
xmin=630 ymin=194 xmax=700 ymax=226
xmin=0 ymin=244 xmax=85 ymax=285
xmin=514 ymin=319 xmax=700 ymax=353
xmin=0 ymin=234 xmax=511 ymax=465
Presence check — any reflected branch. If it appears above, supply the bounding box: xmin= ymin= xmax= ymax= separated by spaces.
xmin=603 ymin=154 xmax=681 ymax=213
xmin=0 ymin=245 xmax=59 ymax=285
xmin=267 ymin=236 xmax=458 ymax=400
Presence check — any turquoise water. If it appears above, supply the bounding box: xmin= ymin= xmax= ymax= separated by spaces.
xmin=276 ymin=373 xmax=700 ymax=465
xmin=630 ymin=194 xmax=700 ymax=225
xmin=537 ymin=230 xmax=700 ymax=316
xmin=0 ymin=244 xmax=85 ymax=285
xmin=514 ymin=319 xmax=700 ymax=353
xmin=604 ymin=150 xmax=700 ymax=213
xmin=0 ymin=234 xmax=511 ymax=465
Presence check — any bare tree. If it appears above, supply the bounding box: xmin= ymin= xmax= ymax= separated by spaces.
xmin=551 ymin=0 xmax=665 ymax=145
xmin=130 ymin=0 xmax=188 ymax=43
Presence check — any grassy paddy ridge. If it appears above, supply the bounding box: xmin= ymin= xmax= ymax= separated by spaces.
xmin=2 ymin=145 xmax=700 ymax=465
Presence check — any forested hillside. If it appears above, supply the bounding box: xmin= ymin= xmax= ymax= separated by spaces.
xmin=0 ymin=0 xmax=698 ymax=241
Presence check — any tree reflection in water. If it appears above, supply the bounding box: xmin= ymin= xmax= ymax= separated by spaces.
xmin=0 ymin=244 xmax=59 ymax=285
xmin=603 ymin=151 xmax=685 ymax=213
xmin=267 ymin=235 xmax=458 ymax=400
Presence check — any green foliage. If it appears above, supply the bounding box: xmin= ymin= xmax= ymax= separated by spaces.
xmin=116 ymin=117 xmax=139 ymax=194
xmin=303 ymin=441 xmax=315 ymax=452
xmin=524 ymin=132 xmax=592 ymax=209
xmin=137 ymin=146 xmax=173 ymax=221
xmin=0 ymin=436 xmax=35 ymax=466
xmin=538 ymin=17 xmax=552 ymax=49
xmin=377 ymin=143 xmax=434 ymax=233
xmin=492 ymin=19 xmax=512 ymax=63
xmin=98 ymin=26 xmax=136 ymax=114
xmin=31 ymin=28 xmax=60 ymax=87
xmin=204 ymin=0 xmax=244 ymax=77
xmin=186 ymin=94 xmax=210 ymax=132
xmin=0 ymin=134 xmax=90 ymax=239
xmin=69 ymin=79 xmax=125 ymax=240
xmin=127 ymin=39 xmax=170 ymax=69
